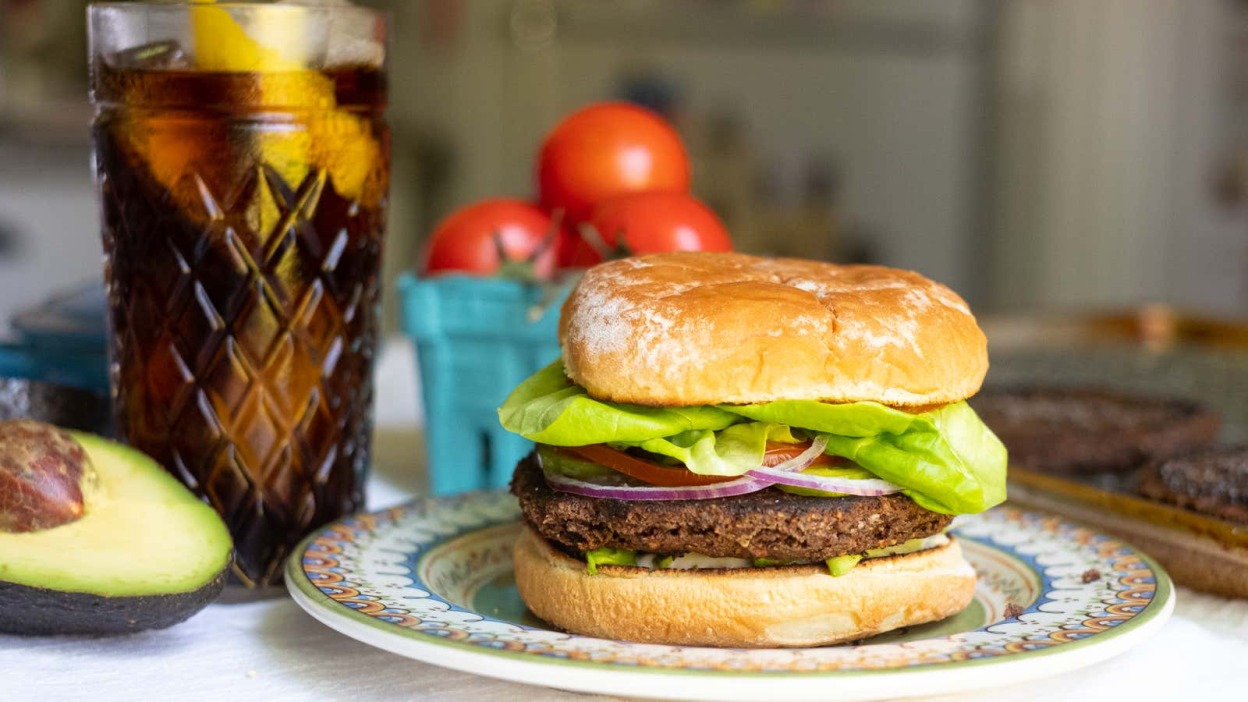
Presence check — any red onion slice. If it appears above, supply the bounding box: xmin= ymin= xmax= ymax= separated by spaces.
xmin=542 ymin=470 xmax=772 ymax=501
xmin=746 ymin=467 xmax=903 ymax=496
xmin=539 ymin=434 xmax=891 ymax=501
xmin=769 ymin=435 xmax=830 ymax=472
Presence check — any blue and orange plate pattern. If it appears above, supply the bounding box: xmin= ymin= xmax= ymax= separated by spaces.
xmin=286 ymin=492 xmax=1173 ymax=701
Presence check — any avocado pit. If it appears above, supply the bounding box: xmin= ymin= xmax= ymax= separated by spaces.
xmin=0 ymin=419 xmax=96 ymax=533
xmin=0 ymin=427 xmax=233 ymax=635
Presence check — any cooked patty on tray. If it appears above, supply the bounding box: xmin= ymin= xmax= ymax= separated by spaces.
xmin=511 ymin=453 xmax=953 ymax=561
xmin=1138 ymin=446 xmax=1248 ymax=524
xmin=971 ymin=386 xmax=1220 ymax=474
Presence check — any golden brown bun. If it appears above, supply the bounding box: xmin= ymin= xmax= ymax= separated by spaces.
xmin=513 ymin=524 xmax=977 ymax=648
xmin=560 ymin=252 xmax=987 ymax=406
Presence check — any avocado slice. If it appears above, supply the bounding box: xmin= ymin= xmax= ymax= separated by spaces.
xmin=0 ymin=429 xmax=233 ymax=635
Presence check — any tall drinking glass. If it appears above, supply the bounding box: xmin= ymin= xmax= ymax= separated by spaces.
xmin=88 ymin=2 xmax=389 ymax=587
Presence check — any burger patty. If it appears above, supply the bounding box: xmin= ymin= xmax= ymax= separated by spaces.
xmin=971 ymin=386 xmax=1220 ymax=475
xmin=1138 ymin=446 xmax=1248 ymax=524
xmin=511 ymin=453 xmax=953 ymax=561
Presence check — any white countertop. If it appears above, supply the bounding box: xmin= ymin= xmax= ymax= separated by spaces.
xmin=4 ymin=339 xmax=1248 ymax=701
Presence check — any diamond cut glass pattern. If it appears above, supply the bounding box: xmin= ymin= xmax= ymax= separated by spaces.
xmin=95 ymin=67 xmax=389 ymax=586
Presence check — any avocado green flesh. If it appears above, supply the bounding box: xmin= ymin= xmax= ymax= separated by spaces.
xmin=0 ymin=433 xmax=232 ymax=598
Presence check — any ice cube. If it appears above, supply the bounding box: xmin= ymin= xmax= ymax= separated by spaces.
xmin=326 ymin=35 xmax=384 ymax=68
xmin=277 ymin=0 xmax=385 ymax=68
xmin=109 ymin=40 xmax=190 ymax=71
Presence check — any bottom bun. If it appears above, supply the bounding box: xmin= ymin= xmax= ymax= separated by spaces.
xmin=513 ymin=524 xmax=977 ymax=648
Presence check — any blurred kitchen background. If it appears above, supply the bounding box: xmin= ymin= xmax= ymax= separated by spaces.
xmin=3 ymin=0 xmax=1248 ymax=331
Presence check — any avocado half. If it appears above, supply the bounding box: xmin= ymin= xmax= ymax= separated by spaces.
xmin=0 ymin=433 xmax=233 ymax=635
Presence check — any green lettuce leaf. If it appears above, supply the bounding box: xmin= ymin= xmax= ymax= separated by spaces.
xmin=722 ymin=400 xmax=925 ymax=437
xmin=727 ymin=399 xmax=1006 ymax=514
xmin=498 ymin=362 xmax=740 ymax=445
xmin=498 ymin=361 xmax=1007 ymax=514
xmin=819 ymin=402 xmax=1006 ymax=514
xmin=636 ymin=423 xmax=801 ymax=476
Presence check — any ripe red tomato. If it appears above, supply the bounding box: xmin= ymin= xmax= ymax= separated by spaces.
xmin=421 ymin=199 xmax=557 ymax=278
xmin=566 ymin=192 xmax=733 ymax=267
xmin=537 ymin=102 xmax=692 ymax=233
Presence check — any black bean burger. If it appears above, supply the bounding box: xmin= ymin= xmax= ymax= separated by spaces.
xmin=498 ymin=252 xmax=1007 ymax=647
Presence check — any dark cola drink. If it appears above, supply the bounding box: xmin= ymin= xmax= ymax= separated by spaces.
xmin=90 ymin=25 xmax=389 ymax=587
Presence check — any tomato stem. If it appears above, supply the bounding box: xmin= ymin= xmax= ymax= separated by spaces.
xmin=491 ymin=218 xmax=560 ymax=284
xmin=577 ymin=222 xmax=634 ymax=262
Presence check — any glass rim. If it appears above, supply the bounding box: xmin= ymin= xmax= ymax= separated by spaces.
xmin=87 ymin=1 xmax=389 ymax=20
xmin=88 ymin=0 xmax=390 ymax=82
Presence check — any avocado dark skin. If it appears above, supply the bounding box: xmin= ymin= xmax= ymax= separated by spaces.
xmin=0 ymin=421 xmax=233 ymax=636
xmin=0 ymin=573 xmax=227 ymax=636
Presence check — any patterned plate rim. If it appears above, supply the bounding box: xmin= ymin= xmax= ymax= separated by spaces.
xmin=285 ymin=492 xmax=1174 ymax=698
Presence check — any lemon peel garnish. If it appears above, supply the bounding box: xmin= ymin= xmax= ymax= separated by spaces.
xmin=186 ymin=0 xmax=378 ymax=203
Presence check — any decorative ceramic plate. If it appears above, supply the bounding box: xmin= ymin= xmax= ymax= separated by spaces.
xmin=286 ymin=492 xmax=1173 ymax=702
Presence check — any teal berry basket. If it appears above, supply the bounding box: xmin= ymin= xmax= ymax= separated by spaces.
xmin=398 ymin=272 xmax=571 ymax=495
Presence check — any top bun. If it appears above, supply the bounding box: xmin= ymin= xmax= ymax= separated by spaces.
xmin=559 ymin=252 xmax=987 ymax=407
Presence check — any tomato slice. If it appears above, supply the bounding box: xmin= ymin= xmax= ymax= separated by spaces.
xmin=558 ymin=441 xmax=846 ymax=487
xmin=762 ymin=441 xmax=847 ymax=468
xmin=561 ymin=445 xmax=738 ymax=487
